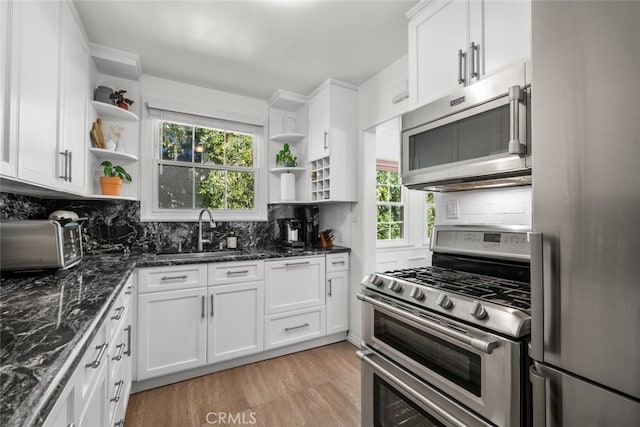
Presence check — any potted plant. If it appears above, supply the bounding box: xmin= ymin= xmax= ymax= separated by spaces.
xmin=109 ymin=90 xmax=134 ymax=110
xmin=275 ymin=143 xmax=298 ymax=167
xmin=99 ymin=161 xmax=132 ymax=196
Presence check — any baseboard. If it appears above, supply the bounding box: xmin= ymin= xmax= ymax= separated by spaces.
xmin=131 ymin=332 xmax=348 ymax=393
xmin=346 ymin=333 xmax=362 ymax=348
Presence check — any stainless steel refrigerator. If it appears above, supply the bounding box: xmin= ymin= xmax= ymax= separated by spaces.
xmin=529 ymin=1 xmax=640 ymax=425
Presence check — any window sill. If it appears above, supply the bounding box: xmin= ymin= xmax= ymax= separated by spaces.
xmin=141 ymin=209 xmax=267 ymax=222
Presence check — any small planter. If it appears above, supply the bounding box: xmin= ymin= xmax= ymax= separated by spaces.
xmin=100 ymin=176 xmax=123 ymax=196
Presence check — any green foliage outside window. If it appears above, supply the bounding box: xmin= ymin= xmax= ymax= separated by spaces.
xmin=159 ymin=121 xmax=255 ymax=210
xmin=377 ymin=170 xmax=404 ymax=240
xmin=426 ymin=192 xmax=436 ymax=238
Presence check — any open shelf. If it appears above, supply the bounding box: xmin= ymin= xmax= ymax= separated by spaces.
xmin=85 ymin=194 xmax=138 ymax=201
xmin=270 ymin=133 xmax=306 ymax=144
xmin=90 ymin=100 xmax=139 ymax=121
xmin=270 ymin=167 xmax=306 ymax=174
xmin=89 ymin=147 xmax=138 ymax=162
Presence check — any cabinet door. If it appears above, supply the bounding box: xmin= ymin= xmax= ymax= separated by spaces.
xmin=469 ymin=0 xmax=531 ymax=81
xmin=137 ymin=288 xmax=207 ymax=380
xmin=326 ymin=271 xmax=349 ymax=335
xmin=14 ymin=1 xmax=62 ymax=188
xmin=409 ymin=0 xmax=467 ymax=107
xmin=58 ymin=2 xmax=88 ymax=194
xmin=207 ymin=282 xmax=264 ymax=364
xmin=0 ymin=0 xmax=14 ymax=177
xmin=307 ymin=86 xmax=330 ymax=161
xmin=265 ymin=257 xmax=325 ymax=315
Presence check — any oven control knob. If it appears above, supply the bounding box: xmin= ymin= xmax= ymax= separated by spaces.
xmin=371 ymin=275 xmax=384 ymax=287
xmin=436 ymin=294 xmax=453 ymax=309
xmin=469 ymin=301 xmax=488 ymax=319
xmin=410 ymin=287 xmax=425 ymax=301
xmin=388 ymin=280 xmax=403 ymax=293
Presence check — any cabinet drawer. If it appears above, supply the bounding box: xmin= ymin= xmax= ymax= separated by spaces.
xmin=138 ymin=264 xmax=207 ymax=293
xmin=264 ymin=307 xmax=326 ymax=350
xmin=209 ymin=260 xmax=264 ymax=285
xmin=326 ymin=253 xmax=349 ymax=272
xmin=265 ymin=257 xmax=325 ymax=315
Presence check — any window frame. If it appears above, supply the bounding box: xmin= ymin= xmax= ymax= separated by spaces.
xmin=376 ymin=161 xmax=409 ymax=248
xmin=140 ymin=100 xmax=268 ymax=222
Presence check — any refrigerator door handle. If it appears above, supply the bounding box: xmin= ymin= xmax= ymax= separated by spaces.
xmin=529 ymin=232 xmax=544 ymax=360
xmin=529 ymin=364 xmax=547 ymax=427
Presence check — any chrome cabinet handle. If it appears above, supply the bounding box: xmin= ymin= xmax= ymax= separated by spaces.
xmin=210 ymin=294 xmax=214 ymax=317
xmin=59 ymin=150 xmax=69 ymax=181
xmin=357 ymin=351 xmax=468 ymax=427
xmin=124 ymin=325 xmax=132 ymax=357
xmin=68 ymin=151 xmax=73 ymax=182
xmin=285 ymin=323 xmax=310 ymax=332
xmin=110 ymin=380 xmax=124 ymax=403
xmin=125 ymin=285 xmax=134 ymax=295
xmin=328 ymin=278 xmax=332 ymax=297
xmin=331 ymin=261 xmax=345 ymax=265
xmin=457 ymin=49 xmax=466 ymax=85
xmin=111 ymin=306 xmax=125 ymax=320
xmin=285 ymin=261 xmax=310 ymax=267
xmin=323 ymin=131 xmax=329 ymax=149
xmin=201 ymin=295 xmax=205 ymax=319
xmin=470 ymin=42 xmax=480 ymax=78
xmin=508 ymin=85 xmax=525 ymax=154
xmin=114 ymin=420 xmax=124 ymax=427
xmin=161 ymin=274 xmax=188 ymax=281
xmin=85 ymin=342 xmax=108 ymax=368
xmin=226 ymin=269 xmax=249 ymax=276
xmin=358 ymin=293 xmax=500 ymax=354
xmin=112 ymin=343 xmax=125 ymax=361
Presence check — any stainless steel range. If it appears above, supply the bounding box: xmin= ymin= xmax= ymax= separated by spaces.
xmin=358 ymin=225 xmax=531 ymax=427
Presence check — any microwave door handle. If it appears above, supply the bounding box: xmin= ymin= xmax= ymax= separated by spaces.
xmin=508 ymin=85 xmax=525 ymax=154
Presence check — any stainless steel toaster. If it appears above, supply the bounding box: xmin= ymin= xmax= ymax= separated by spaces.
xmin=0 ymin=220 xmax=83 ymax=271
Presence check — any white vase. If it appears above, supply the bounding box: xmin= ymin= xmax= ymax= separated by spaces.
xmin=104 ymin=139 xmax=117 ymax=151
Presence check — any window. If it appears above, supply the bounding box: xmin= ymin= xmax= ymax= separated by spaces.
xmin=159 ymin=121 xmax=255 ymax=210
xmin=143 ymin=104 xmax=266 ymax=221
xmin=376 ymin=160 xmax=405 ymax=241
xmin=425 ymin=192 xmax=436 ymax=239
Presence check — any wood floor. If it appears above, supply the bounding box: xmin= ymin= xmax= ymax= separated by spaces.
xmin=125 ymin=341 xmax=361 ymax=427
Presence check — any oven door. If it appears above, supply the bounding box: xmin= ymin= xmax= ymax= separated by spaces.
xmin=360 ymin=291 xmax=523 ymax=427
xmin=359 ymin=348 xmax=493 ymax=427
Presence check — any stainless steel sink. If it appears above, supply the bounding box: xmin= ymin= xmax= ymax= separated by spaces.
xmin=156 ymin=250 xmax=244 ymax=260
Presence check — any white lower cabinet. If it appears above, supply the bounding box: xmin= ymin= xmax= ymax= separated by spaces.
xmin=207 ymin=282 xmax=264 ymax=364
xmin=137 ymin=287 xmax=207 ymax=380
xmin=326 ymin=270 xmax=349 ymax=335
xmin=78 ymin=363 xmax=109 ymax=427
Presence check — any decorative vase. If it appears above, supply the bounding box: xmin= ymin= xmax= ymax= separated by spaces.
xmin=104 ymin=139 xmax=117 ymax=151
xmin=118 ymin=102 xmax=129 ymax=110
xmin=100 ymin=176 xmax=122 ymax=196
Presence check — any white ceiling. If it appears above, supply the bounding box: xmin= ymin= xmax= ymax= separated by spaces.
xmin=74 ymin=0 xmax=417 ymax=101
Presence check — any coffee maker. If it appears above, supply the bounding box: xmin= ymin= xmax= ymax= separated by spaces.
xmin=302 ymin=206 xmax=319 ymax=248
xmin=278 ymin=218 xmax=304 ymax=249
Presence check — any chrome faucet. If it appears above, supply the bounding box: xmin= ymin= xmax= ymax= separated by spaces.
xmin=197 ymin=209 xmax=216 ymax=251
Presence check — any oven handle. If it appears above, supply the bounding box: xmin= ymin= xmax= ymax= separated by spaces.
xmin=357 ymin=350 xmax=469 ymax=427
xmin=357 ymin=293 xmax=501 ymax=354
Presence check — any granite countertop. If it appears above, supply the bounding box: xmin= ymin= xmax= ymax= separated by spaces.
xmin=0 ymin=246 xmax=350 ymax=427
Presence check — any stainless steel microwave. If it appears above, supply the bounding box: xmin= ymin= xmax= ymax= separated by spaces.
xmin=0 ymin=220 xmax=83 ymax=271
xmin=402 ymin=61 xmax=531 ymax=192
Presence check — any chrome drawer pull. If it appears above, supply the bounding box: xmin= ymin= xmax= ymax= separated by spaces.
xmin=110 ymin=380 xmax=124 ymax=403
xmin=85 ymin=342 xmax=108 ymax=369
xmin=226 ymin=269 xmax=249 ymax=275
xmin=285 ymin=261 xmax=310 ymax=267
xmin=160 ymin=274 xmax=188 ymax=281
xmin=125 ymin=285 xmax=134 ymax=295
xmin=124 ymin=325 xmax=132 ymax=357
xmin=111 ymin=306 xmax=125 ymax=320
xmin=114 ymin=420 xmax=124 ymax=427
xmin=285 ymin=323 xmax=310 ymax=332
xmin=332 ymin=261 xmax=345 ymax=265
xmin=112 ymin=343 xmax=125 ymax=361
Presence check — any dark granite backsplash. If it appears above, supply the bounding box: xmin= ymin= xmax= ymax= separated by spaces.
xmin=0 ymin=192 xmax=277 ymax=253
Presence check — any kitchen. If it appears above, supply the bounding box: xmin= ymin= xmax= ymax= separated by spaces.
xmin=1 ymin=1 xmax=639 ymax=427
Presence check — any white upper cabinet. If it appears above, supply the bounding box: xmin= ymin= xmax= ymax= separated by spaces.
xmin=307 ymin=80 xmax=357 ymax=202
xmin=408 ymin=0 xmax=531 ymax=108
xmin=10 ymin=0 xmax=90 ymax=194
xmin=0 ymin=1 xmax=14 ymax=177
